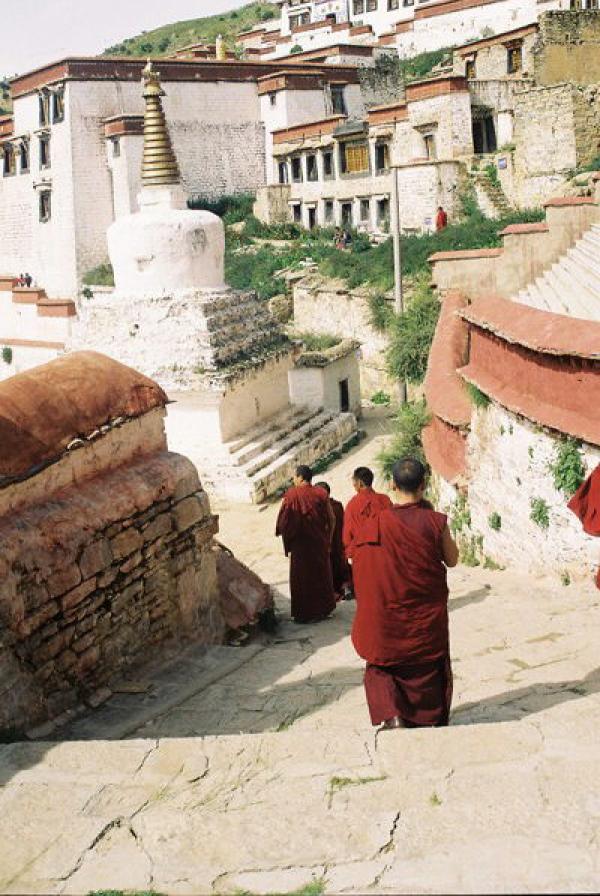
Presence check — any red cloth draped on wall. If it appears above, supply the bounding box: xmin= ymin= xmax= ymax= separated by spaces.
xmin=276 ymin=485 xmax=336 ymax=623
xmin=330 ymin=497 xmax=352 ymax=596
xmin=351 ymin=502 xmax=453 ymax=727
xmin=568 ymin=464 xmax=600 ymax=589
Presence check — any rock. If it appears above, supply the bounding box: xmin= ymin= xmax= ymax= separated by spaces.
xmin=269 ymin=293 xmax=293 ymax=324
xmin=214 ymin=541 xmax=273 ymax=631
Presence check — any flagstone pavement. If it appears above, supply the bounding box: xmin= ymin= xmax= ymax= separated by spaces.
xmin=1 ymin=411 xmax=600 ymax=895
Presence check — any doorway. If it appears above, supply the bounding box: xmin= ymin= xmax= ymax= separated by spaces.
xmin=341 ymin=203 xmax=353 ymax=227
xmin=472 ymin=114 xmax=497 ymax=154
xmin=308 ymin=206 xmax=317 ymax=229
xmin=339 ymin=378 xmax=350 ymax=412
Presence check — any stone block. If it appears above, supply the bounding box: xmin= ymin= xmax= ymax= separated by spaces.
xmin=97 ymin=567 xmax=118 ymax=589
xmin=17 ymin=600 xmax=59 ymax=639
xmin=110 ymin=528 xmax=143 ymax=560
xmin=120 ymin=551 xmax=143 ymax=575
xmin=61 ymin=578 xmax=97 ymax=612
xmin=142 ymin=512 xmax=173 ymax=543
xmin=173 ymin=495 xmax=207 ymax=532
xmin=75 ymin=645 xmax=101 ymax=676
xmin=85 ymin=687 xmax=113 ymax=709
xmin=47 ymin=565 xmax=82 ymax=598
xmin=79 ymin=539 xmax=113 ymax=579
xmin=32 ymin=626 xmax=76 ymax=665
xmin=173 ymin=468 xmax=201 ymax=502
xmin=71 ymin=631 xmax=96 ymax=655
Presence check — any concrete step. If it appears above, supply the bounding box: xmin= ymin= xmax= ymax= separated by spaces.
xmin=526 ymin=281 xmax=554 ymax=311
xmin=241 ymin=409 xmax=339 ymax=477
xmin=551 ymin=257 xmax=600 ymax=319
xmin=541 ymin=266 xmax=588 ymax=317
xmin=568 ymin=243 xmax=600 ymax=280
xmin=226 ymin=406 xmax=310 ymax=456
xmin=231 ymin=407 xmax=317 ymax=467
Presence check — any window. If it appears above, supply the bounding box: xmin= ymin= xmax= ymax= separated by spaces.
xmin=366 ymin=0 xmax=378 ymax=9
xmin=291 ymin=156 xmax=303 ymax=182
xmin=507 ymin=45 xmax=522 ymax=74
xmin=377 ymin=197 xmax=390 ymax=227
xmin=39 ymin=190 xmax=51 ymax=223
xmin=388 ymin=0 xmax=400 ymax=8
xmin=292 ymin=203 xmax=302 ymax=223
xmin=39 ymin=134 xmax=51 ymax=169
xmin=324 ymin=200 xmax=334 ymax=224
xmin=290 ymin=11 xmax=310 ymax=28
xmin=20 ymin=139 xmax=29 ymax=173
xmin=375 ymin=142 xmax=389 ymax=173
xmin=307 ymin=206 xmax=317 ymax=229
xmin=465 ymin=56 xmax=476 ymax=79
xmin=404 ymin=0 xmax=414 ymax=5
xmin=278 ymin=160 xmax=289 ymax=184
xmin=323 ymin=150 xmax=334 ymax=178
xmin=269 ymin=92 xmax=277 ymax=106
xmin=331 ymin=85 xmax=347 ymax=116
xmin=111 ymin=137 xmax=121 ymax=158
xmin=353 ymin=0 xmax=365 ymax=12
xmin=3 ymin=144 xmax=16 ymax=176
xmin=306 ymin=154 xmax=318 ymax=181
xmin=38 ymin=92 xmax=50 ymax=127
xmin=52 ymin=88 xmax=65 ymax=123
xmin=339 ymin=378 xmax=350 ymax=412
xmin=423 ymin=132 xmax=437 ymax=160
xmin=360 ymin=198 xmax=371 ymax=222
xmin=343 ymin=142 xmax=370 ymax=174
xmin=341 ymin=202 xmax=353 ymax=226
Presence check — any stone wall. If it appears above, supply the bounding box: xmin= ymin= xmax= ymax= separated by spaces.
xmin=534 ymin=10 xmax=600 ymax=87
xmin=0 ymin=352 xmax=228 ymax=736
xmin=293 ymin=275 xmax=393 ymax=397
xmin=397 ymin=160 xmax=465 ymax=230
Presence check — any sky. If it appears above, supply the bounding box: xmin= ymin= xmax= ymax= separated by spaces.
xmin=1 ymin=0 xmax=253 ymax=78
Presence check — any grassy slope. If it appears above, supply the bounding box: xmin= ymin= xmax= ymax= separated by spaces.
xmin=103 ymin=2 xmax=277 ymax=56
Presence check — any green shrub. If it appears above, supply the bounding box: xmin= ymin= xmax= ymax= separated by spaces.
xmin=488 ymin=511 xmax=502 ymax=531
xmin=386 ymin=277 xmax=440 ymax=385
xmin=2 ymin=346 xmax=12 ymax=365
xmin=550 ymin=438 xmax=586 ymax=497
xmin=530 ymin=497 xmax=550 ymax=529
xmin=450 ymin=492 xmax=471 ymax=535
xmin=371 ymin=391 xmax=391 ymax=405
xmin=377 ymin=399 xmax=430 ymax=478
xmin=290 ymin=44 xmax=303 ymax=54
xmin=82 ymin=262 xmax=114 ymax=287
xmin=368 ymin=292 xmax=393 ymax=332
xmin=484 ymin=162 xmax=501 ymax=189
xmin=188 ymin=193 xmax=255 ymax=224
xmin=467 ymin=383 xmax=491 ymax=408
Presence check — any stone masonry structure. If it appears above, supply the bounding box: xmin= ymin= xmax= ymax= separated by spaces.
xmin=0 ymin=351 xmax=228 ymax=737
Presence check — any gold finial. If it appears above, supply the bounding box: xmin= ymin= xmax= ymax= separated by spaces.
xmin=141 ymin=60 xmax=181 ymax=187
xmin=215 ymin=34 xmax=227 ymax=61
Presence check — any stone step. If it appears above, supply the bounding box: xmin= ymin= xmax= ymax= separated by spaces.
xmin=229 ymin=407 xmax=317 ymax=466
xmin=226 ymin=406 xmax=310 ymax=456
xmin=516 ymin=285 xmax=547 ymax=311
xmin=540 ymin=266 xmax=590 ymax=317
xmin=550 ymin=257 xmax=600 ymax=319
xmin=248 ymin=412 xmax=358 ymax=504
xmin=568 ymin=242 xmax=600 ymax=279
xmin=241 ymin=409 xmax=340 ymax=477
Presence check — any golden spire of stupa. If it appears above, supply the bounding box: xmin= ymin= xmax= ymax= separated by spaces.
xmin=141 ymin=60 xmax=181 ymax=187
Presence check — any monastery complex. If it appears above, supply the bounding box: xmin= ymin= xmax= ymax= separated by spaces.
xmin=0 ymin=0 xmax=599 ymax=779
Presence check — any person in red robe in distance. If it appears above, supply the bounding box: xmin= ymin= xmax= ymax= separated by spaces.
xmin=315 ymin=481 xmax=353 ymax=600
xmin=568 ymin=464 xmax=600 ymax=589
xmin=435 ymin=205 xmax=448 ymax=231
xmin=351 ymin=457 xmax=459 ymax=730
xmin=343 ymin=466 xmax=393 ymax=563
xmin=276 ymin=465 xmax=337 ymax=623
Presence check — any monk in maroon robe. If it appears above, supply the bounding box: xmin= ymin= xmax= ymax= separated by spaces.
xmin=315 ymin=481 xmax=352 ymax=599
xmin=276 ymin=465 xmax=337 ymax=623
xmin=343 ymin=466 xmax=392 ymax=564
xmin=568 ymin=464 xmax=600 ymax=589
xmin=351 ymin=457 xmax=459 ymax=729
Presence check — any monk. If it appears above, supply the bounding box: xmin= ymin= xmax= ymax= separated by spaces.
xmin=315 ymin=481 xmax=352 ymax=600
xmin=276 ymin=465 xmax=337 ymax=623
xmin=351 ymin=457 xmax=459 ymax=730
xmin=343 ymin=466 xmax=393 ymax=562
xmin=568 ymin=464 xmax=600 ymax=589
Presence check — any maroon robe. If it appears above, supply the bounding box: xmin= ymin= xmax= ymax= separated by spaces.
xmin=276 ymin=484 xmax=336 ymax=623
xmin=330 ymin=497 xmax=352 ymax=596
xmin=568 ymin=464 xmax=600 ymax=590
xmin=351 ymin=501 xmax=452 ymax=727
xmin=343 ymin=488 xmax=393 ymax=560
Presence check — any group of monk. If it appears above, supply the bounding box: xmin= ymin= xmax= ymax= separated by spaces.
xmin=276 ymin=458 xmax=459 ymax=731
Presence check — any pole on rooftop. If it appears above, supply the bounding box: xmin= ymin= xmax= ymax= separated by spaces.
xmin=391 ymin=164 xmax=408 ymax=404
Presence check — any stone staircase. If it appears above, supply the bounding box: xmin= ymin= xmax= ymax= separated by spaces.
xmin=472 ymin=169 xmax=512 ymax=219
xmin=514 ymin=222 xmax=600 ymax=320
xmin=197 ymin=404 xmax=358 ymax=504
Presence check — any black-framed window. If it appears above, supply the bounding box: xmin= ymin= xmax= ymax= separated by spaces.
xmin=353 ymin=0 xmax=365 ymax=13
xmin=388 ymin=0 xmax=400 ymax=8
xmin=466 ymin=56 xmax=476 ymax=79
xmin=39 ymin=134 xmax=51 ymax=169
xmin=111 ymin=137 xmax=121 ymax=158
xmin=375 ymin=142 xmax=389 ymax=173
xmin=38 ymin=92 xmax=50 ymax=127
xmin=292 ymin=203 xmax=302 ymax=222
xmin=39 ymin=190 xmax=51 ymax=223
xmin=278 ymin=160 xmax=289 ymax=184
xmin=3 ymin=144 xmax=16 ymax=176
xmin=52 ymin=88 xmax=65 ymax=123
xmin=20 ymin=139 xmax=29 ymax=173
xmin=331 ymin=85 xmax=347 ymax=116
xmin=291 ymin=156 xmax=303 ymax=182
xmin=507 ymin=45 xmax=523 ymax=74
xmin=323 ymin=150 xmax=334 ymax=178
xmin=360 ymin=198 xmax=371 ymax=222
xmin=324 ymin=200 xmax=334 ymax=223
xmin=366 ymin=0 xmax=378 ymax=10
xmin=306 ymin=154 xmax=318 ymax=181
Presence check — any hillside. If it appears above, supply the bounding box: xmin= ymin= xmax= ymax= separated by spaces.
xmin=104 ymin=2 xmax=278 ymax=57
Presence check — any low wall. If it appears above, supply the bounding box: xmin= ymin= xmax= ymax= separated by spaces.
xmin=430 ymin=196 xmax=600 ymax=299
xmin=293 ymin=275 xmax=394 ymax=398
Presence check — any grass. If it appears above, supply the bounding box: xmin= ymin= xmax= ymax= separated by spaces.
xmin=329 ymin=775 xmax=387 ymax=795
xmin=530 ymin=497 xmax=550 ymax=530
xmin=467 ymin=383 xmax=491 ymax=409
xmin=386 ymin=276 xmax=440 ymax=385
xmin=82 ymin=262 xmax=114 ymax=287
xmin=549 ymin=437 xmax=586 ymax=497
xmin=293 ymin=332 xmax=341 ymax=352
xmin=103 ymin=2 xmax=277 ymax=56
xmin=488 ymin=511 xmax=502 ymax=531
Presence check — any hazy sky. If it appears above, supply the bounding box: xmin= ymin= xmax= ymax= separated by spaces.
xmin=1 ymin=0 xmax=253 ymax=78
